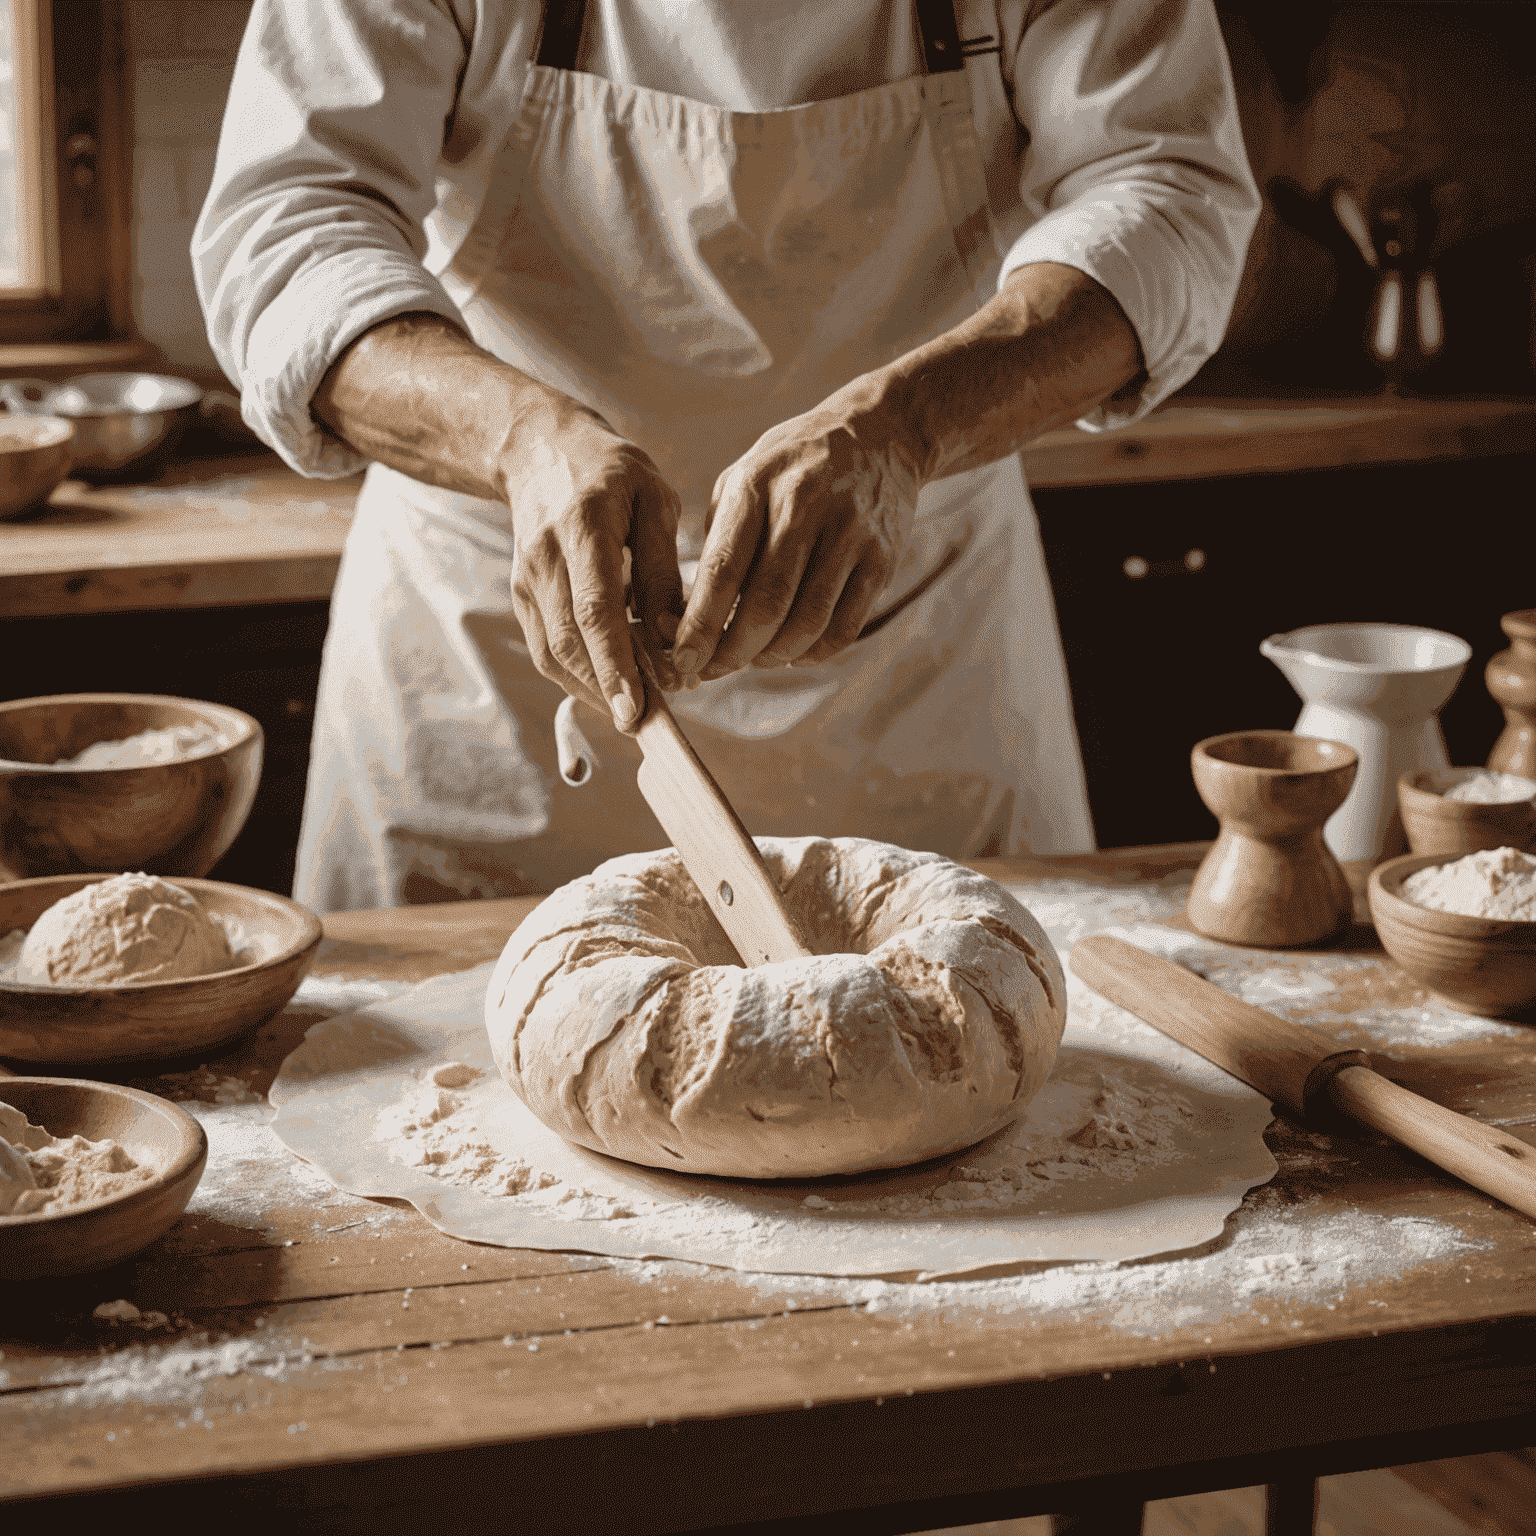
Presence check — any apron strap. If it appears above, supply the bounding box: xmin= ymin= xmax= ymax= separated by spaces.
xmin=536 ymin=0 xmax=965 ymax=78
xmin=536 ymin=0 xmax=586 ymax=70
xmin=914 ymin=0 xmax=965 ymax=74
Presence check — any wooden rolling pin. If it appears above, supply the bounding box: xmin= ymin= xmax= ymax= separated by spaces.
xmin=1070 ymin=934 xmax=1536 ymax=1221
xmin=634 ymin=671 xmax=811 ymax=968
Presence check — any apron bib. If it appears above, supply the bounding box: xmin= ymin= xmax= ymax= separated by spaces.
xmin=294 ymin=0 xmax=1092 ymax=912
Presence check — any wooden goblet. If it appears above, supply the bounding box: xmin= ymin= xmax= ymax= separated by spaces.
xmin=1188 ymin=731 xmax=1359 ymax=948
xmin=1487 ymin=608 xmax=1536 ymax=779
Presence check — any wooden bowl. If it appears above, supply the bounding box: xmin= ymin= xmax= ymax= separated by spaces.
xmin=0 ymin=1077 xmax=206 ymax=1279
xmin=0 ymin=875 xmax=322 ymax=1065
xmin=1368 ymin=853 xmax=1536 ymax=1018
xmin=0 ymin=416 xmax=74 ymax=519
xmin=0 ymin=693 xmax=263 ymax=881
xmin=1397 ymin=768 xmax=1536 ymax=858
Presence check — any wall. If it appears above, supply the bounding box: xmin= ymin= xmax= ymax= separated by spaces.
xmin=1216 ymin=4 xmax=1536 ymax=390
xmin=126 ymin=0 xmax=250 ymax=377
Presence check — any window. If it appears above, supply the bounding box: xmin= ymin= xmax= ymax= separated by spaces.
xmin=0 ymin=0 xmax=129 ymax=345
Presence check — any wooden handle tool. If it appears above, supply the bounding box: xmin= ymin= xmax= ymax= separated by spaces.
xmin=633 ymin=670 xmax=811 ymax=967
xmin=1070 ymin=933 xmax=1536 ymax=1221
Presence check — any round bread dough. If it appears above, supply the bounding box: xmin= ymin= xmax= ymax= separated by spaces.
xmin=484 ymin=837 xmax=1066 ymax=1179
xmin=16 ymin=872 xmax=234 ymax=986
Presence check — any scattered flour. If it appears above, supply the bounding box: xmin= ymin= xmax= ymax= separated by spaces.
xmin=289 ymin=971 xmax=417 ymax=1017
xmin=1401 ymin=846 xmax=1536 ymax=921
xmin=8 ymin=1199 xmax=1482 ymax=1415
xmin=1072 ymin=914 xmax=1528 ymax=1050
xmin=30 ymin=1330 xmax=304 ymax=1408
xmin=1441 ymin=771 xmax=1536 ymax=804
xmin=377 ymin=1063 xmax=641 ymax=1220
xmin=705 ymin=1203 xmax=1488 ymax=1340
xmin=170 ymin=1089 xmax=399 ymax=1236
xmin=372 ymin=1048 xmax=1213 ymax=1238
xmin=55 ymin=722 xmax=229 ymax=769
xmin=809 ymin=1076 xmax=1197 ymax=1217
xmin=0 ymin=1101 xmax=152 ymax=1216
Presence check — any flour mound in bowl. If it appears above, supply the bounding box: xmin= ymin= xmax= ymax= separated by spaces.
xmin=55 ymin=722 xmax=229 ymax=769
xmin=484 ymin=837 xmax=1067 ymax=1179
xmin=15 ymin=872 xmax=234 ymax=986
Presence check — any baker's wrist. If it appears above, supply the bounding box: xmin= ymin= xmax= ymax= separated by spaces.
xmin=834 ymin=366 xmax=927 ymax=495
xmin=490 ymin=380 xmax=609 ymax=506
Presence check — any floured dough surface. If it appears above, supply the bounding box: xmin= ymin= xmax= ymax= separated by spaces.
xmin=16 ymin=872 xmax=234 ymax=986
xmin=484 ymin=837 xmax=1067 ymax=1179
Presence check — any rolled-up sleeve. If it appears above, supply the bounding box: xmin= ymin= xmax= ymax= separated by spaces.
xmin=193 ymin=0 xmax=472 ymax=476
xmin=1001 ymin=0 xmax=1260 ymax=428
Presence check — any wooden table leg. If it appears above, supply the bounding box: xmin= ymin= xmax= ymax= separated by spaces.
xmin=1265 ymin=1477 xmax=1319 ymax=1536
xmin=1050 ymin=1501 xmax=1144 ymax=1535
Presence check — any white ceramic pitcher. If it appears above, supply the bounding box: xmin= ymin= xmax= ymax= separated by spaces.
xmin=1260 ymin=623 xmax=1472 ymax=862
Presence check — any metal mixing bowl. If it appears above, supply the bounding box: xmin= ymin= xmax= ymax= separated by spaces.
xmin=0 ymin=372 xmax=204 ymax=479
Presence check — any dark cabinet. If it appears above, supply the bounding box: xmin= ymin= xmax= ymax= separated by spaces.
xmin=1034 ymin=453 xmax=1532 ymax=850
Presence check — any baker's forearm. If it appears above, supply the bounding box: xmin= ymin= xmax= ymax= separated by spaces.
xmin=871 ymin=262 xmax=1144 ymax=485
xmin=312 ymin=311 xmax=686 ymax=727
xmin=310 ymin=313 xmax=588 ymax=502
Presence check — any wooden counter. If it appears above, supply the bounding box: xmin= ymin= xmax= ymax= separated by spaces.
xmin=3 ymin=393 xmax=1532 ymax=621
xmin=0 ymin=454 xmax=362 ymax=620
xmin=4 ymin=844 xmax=1536 ymax=1533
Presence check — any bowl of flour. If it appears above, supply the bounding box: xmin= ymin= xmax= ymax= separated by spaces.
xmin=1370 ymin=848 xmax=1536 ymax=1018
xmin=0 ymin=693 xmax=263 ymax=881
xmin=0 ymin=1078 xmax=206 ymax=1279
xmin=0 ymin=872 xmax=322 ymax=1065
xmin=1398 ymin=767 xmax=1536 ymax=859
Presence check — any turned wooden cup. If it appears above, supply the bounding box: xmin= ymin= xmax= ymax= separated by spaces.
xmin=1487 ymin=608 xmax=1536 ymax=779
xmin=1188 ymin=731 xmax=1359 ymax=948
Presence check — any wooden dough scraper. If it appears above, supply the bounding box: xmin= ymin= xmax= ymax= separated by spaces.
xmin=632 ymin=663 xmax=811 ymax=968
xmin=1071 ymin=934 xmax=1536 ymax=1220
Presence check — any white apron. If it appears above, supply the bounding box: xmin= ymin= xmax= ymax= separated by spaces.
xmin=294 ymin=0 xmax=1093 ymax=913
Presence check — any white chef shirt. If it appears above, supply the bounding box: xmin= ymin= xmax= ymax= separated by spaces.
xmin=195 ymin=0 xmax=1260 ymax=479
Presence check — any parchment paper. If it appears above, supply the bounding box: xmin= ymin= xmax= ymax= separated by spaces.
xmin=270 ymin=877 xmax=1280 ymax=1280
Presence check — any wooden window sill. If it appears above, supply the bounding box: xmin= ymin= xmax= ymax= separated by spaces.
xmin=0 ymin=338 xmax=165 ymax=383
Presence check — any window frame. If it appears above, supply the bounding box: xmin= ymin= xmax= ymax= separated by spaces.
xmin=0 ymin=0 xmax=131 ymax=346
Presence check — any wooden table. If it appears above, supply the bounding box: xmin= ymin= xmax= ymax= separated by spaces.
xmin=4 ymin=845 xmax=1536 ymax=1534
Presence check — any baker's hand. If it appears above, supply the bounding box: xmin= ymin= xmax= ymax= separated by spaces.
xmin=671 ymin=394 xmax=917 ymax=683
xmin=505 ymin=402 xmax=684 ymax=731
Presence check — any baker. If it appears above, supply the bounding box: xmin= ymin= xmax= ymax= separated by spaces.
xmin=196 ymin=0 xmax=1258 ymax=912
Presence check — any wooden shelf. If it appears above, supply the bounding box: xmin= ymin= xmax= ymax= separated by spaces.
xmin=2 ymin=393 xmax=1532 ymax=620
xmin=1021 ymin=393 xmax=1536 ymax=490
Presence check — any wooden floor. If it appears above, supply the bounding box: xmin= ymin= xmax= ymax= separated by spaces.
xmin=927 ymin=1450 xmax=1536 ymax=1535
